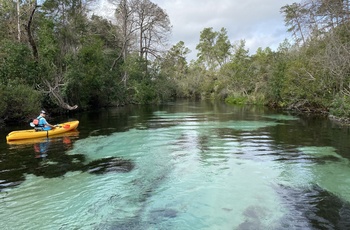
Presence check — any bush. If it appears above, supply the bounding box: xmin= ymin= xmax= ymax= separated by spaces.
xmin=1 ymin=84 xmax=41 ymax=122
xmin=329 ymin=94 xmax=350 ymax=118
xmin=131 ymin=80 xmax=158 ymax=104
xmin=225 ymin=95 xmax=247 ymax=105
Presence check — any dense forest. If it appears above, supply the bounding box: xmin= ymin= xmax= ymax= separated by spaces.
xmin=1 ymin=0 xmax=350 ymax=124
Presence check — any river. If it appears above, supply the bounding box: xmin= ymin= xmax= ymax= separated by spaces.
xmin=1 ymin=100 xmax=350 ymax=229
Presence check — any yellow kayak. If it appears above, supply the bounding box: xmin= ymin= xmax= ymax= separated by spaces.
xmin=6 ymin=120 xmax=79 ymax=142
xmin=7 ymin=130 xmax=80 ymax=146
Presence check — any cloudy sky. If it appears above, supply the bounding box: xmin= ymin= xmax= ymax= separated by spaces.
xmin=97 ymin=0 xmax=297 ymax=60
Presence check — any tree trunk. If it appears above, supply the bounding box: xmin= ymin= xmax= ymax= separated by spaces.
xmin=17 ymin=0 xmax=21 ymax=41
xmin=26 ymin=4 xmax=39 ymax=61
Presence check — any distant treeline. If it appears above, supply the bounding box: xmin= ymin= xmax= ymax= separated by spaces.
xmin=1 ymin=0 xmax=350 ymax=124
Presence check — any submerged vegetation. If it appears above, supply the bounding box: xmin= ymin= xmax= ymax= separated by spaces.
xmin=1 ymin=0 xmax=350 ymax=123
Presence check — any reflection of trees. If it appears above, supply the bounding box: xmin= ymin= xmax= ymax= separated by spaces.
xmin=31 ymin=152 xmax=86 ymax=178
xmin=0 ymin=141 xmax=134 ymax=191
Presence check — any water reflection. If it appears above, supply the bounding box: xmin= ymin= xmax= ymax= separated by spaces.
xmin=33 ymin=136 xmax=76 ymax=159
xmin=1 ymin=130 xmax=136 ymax=192
xmin=34 ymin=139 xmax=50 ymax=158
xmin=7 ymin=131 xmax=79 ymax=158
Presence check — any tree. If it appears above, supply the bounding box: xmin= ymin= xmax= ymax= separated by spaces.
xmin=196 ymin=27 xmax=231 ymax=70
xmin=0 ymin=0 xmax=29 ymax=42
xmin=111 ymin=0 xmax=137 ymax=87
xmin=160 ymin=41 xmax=190 ymax=80
xmin=157 ymin=41 xmax=190 ymax=97
xmin=112 ymin=0 xmax=171 ymax=61
xmin=134 ymin=0 xmax=171 ymax=61
xmin=111 ymin=0 xmax=171 ymax=86
xmin=26 ymin=1 xmax=40 ymax=61
xmin=281 ymin=3 xmax=308 ymax=44
xmin=250 ymin=47 xmax=274 ymax=95
xmin=229 ymin=40 xmax=251 ymax=94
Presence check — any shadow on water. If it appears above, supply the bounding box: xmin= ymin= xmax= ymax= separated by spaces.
xmin=86 ymin=157 xmax=134 ymax=174
xmin=100 ymin=208 xmax=179 ymax=230
xmin=233 ymin=184 xmax=350 ymax=230
xmin=274 ymin=184 xmax=350 ymax=230
xmin=0 ymin=134 xmax=135 ymax=191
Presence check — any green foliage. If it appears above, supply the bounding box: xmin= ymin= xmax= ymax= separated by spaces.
xmin=5 ymin=0 xmax=350 ymax=123
xmin=329 ymin=94 xmax=350 ymax=117
xmin=0 ymin=85 xmax=7 ymax=119
xmin=64 ymin=38 xmax=123 ymax=109
xmin=37 ymin=17 xmax=59 ymax=62
xmin=266 ymin=53 xmax=287 ymax=104
xmin=0 ymin=84 xmax=41 ymax=122
xmin=123 ymin=55 xmax=148 ymax=82
xmin=225 ymin=95 xmax=247 ymax=105
xmin=130 ymin=80 xmax=158 ymax=104
xmin=0 ymin=0 xmax=173 ymax=124
xmin=215 ymin=40 xmax=251 ymax=98
xmin=225 ymin=93 xmax=265 ymax=106
xmin=196 ymin=27 xmax=231 ymax=70
xmin=0 ymin=40 xmax=39 ymax=85
xmin=159 ymin=41 xmax=189 ymax=81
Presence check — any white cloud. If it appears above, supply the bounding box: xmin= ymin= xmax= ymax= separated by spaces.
xmin=95 ymin=0 xmax=296 ymax=60
xmin=152 ymin=0 xmax=296 ymax=59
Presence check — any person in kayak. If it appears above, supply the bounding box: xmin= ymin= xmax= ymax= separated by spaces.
xmin=36 ymin=110 xmax=56 ymax=131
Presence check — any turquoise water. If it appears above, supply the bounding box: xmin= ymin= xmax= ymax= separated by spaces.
xmin=1 ymin=101 xmax=350 ymax=229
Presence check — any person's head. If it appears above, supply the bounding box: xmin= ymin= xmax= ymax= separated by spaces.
xmin=40 ymin=110 xmax=46 ymax=116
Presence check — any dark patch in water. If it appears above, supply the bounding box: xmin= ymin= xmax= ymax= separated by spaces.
xmin=149 ymin=208 xmax=178 ymax=220
xmin=31 ymin=153 xmax=86 ymax=178
xmin=0 ymin=145 xmax=87 ymax=190
xmin=235 ymin=184 xmax=350 ymax=229
xmin=276 ymin=184 xmax=350 ymax=229
xmin=273 ymin=155 xmax=342 ymax=164
xmin=0 ymin=146 xmax=135 ymax=191
xmin=85 ymin=157 xmax=134 ymax=174
xmin=103 ymin=218 xmax=143 ymax=230
xmin=237 ymin=206 xmax=268 ymax=230
xmin=89 ymin=128 xmax=118 ymax=136
xmin=222 ymin=207 xmax=233 ymax=212
xmin=104 ymin=208 xmax=178 ymax=230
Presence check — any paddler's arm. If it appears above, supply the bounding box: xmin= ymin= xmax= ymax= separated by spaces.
xmin=47 ymin=123 xmax=56 ymax=129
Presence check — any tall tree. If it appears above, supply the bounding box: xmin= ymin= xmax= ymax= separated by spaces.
xmin=159 ymin=41 xmax=190 ymax=82
xmin=31 ymin=0 xmax=98 ymax=110
xmin=17 ymin=0 xmax=21 ymax=41
xmin=133 ymin=0 xmax=171 ymax=61
xmin=112 ymin=0 xmax=171 ymax=61
xmin=281 ymin=3 xmax=308 ymax=44
xmin=196 ymin=27 xmax=231 ymax=70
xmin=111 ymin=0 xmax=171 ymax=86
xmin=112 ymin=0 xmax=137 ymax=86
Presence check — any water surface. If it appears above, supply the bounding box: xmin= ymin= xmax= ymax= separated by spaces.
xmin=1 ymin=101 xmax=350 ymax=229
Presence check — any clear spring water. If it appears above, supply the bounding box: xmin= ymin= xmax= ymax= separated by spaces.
xmin=1 ymin=101 xmax=350 ymax=229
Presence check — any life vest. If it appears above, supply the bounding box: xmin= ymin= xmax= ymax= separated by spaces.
xmin=32 ymin=117 xmax=44 ymax=127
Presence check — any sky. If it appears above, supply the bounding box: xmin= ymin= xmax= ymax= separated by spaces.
xmin=96 ymin=0 xmax=297 ymax=60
